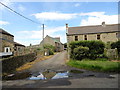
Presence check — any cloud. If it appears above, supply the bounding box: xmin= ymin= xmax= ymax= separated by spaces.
xmin=80 ymin=12 xmax=118 ymax=26
xmin=32 ymin=12 xmax=77 ymax=21
xmin=18 ymin=5 xmax=26 ymax=12
xmin=80 ymin=12 xmax=105 ymax=17
xmin=0 ymin=21 xmax=9 ymax=25
xmin=0 ymin=0 xmax=12 ymax=10
xmin=32 ymin=11 xmax=118 ymax=25
xmin=15 ymin=26 xmax=66 ymax=46
xmin=74 ymin=3 xmax=80 ymax=7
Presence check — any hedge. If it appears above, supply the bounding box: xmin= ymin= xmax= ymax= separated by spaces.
xmin=69 ymin=40 xmax=105 ymax=60
xmin=1 ymin=53 xmax=37 ymax=73
xmin=73 ymin=46 xmax=89 ymax=60
xmin=111 ymin=40 xmax=120 ymax=54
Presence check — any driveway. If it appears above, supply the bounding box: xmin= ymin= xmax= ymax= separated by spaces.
xmin=2 ymin=51 xmax=119 ymax=88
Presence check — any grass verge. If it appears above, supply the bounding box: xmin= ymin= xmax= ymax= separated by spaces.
xmin=67 ymin=59 xmax=120 ymax=73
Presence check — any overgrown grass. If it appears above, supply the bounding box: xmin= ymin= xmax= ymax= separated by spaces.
xmin=67 ymin=59 xmax=120 ymax=73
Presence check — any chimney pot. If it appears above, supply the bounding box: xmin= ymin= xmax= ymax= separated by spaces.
xmin=102 ymin=22 xmax=106 ymax=27
xmin=66 ymin=23 xmax=68 ymax=33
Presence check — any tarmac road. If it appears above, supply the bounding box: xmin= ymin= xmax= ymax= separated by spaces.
xmin=2 ymin=51 xmax=119 ymax=88
xmin=29 ymin=51 xmax=71 ymax=73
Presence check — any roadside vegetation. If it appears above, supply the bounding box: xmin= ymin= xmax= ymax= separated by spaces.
xmin=67 ymin=59 xmax=120 ymax=72
xmin=43 ymin=44 xmax=55 ymax=55
xmin=67 ymin=40 xmax=120 ymax=72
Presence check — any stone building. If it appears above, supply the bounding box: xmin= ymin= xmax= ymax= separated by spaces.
xmin=0 ymin=29 xmax=14 ymax=57
xmin=66 ymin=22 xmax=120 ymax=43
xmin=40 ymin=35 xmax=64 ymax=52
xmin=14 ymin=42 xmax=25 ymax=56
xmin=0 ymin=29 xmax=25 ymax=57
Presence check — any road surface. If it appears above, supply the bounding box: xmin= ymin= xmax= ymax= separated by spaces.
xmin=2 ymin=51 xmax=119 ymax=88
xmin=29 ymin=51 xmax=71 ymax=73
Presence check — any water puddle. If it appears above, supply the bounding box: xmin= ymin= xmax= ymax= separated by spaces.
xmin=29 ymin=71 xmax=69 ymax=80
xmin=3 ymin=70 xmax=84 ymax=80
xmin=4 ymin=70 xmax=113 ymax=80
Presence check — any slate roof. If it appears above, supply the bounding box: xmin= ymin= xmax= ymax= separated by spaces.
xmin=14 ymin=42 xmax=25 ymax=47
xmin=46 ymin=35 xmax=60 ymax=43
xmin=0 ymin=28 xmax=14 ymax=37
xmin=67 ymin=24 xmax=120 ymax=35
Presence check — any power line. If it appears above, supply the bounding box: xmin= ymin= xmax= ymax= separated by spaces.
xmin=0 ymin=2 xmax=40 ymax=24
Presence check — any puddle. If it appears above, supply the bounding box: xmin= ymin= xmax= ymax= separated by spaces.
xmin=29 ymin=71 xmax=69 ymax=80
xmin=2 ymin=70 xmax=85 ymax=80
xmin=29 ymin=70 xmax=84 ymax=80
xmin=2 ymin=70 xmax=114 ymax=80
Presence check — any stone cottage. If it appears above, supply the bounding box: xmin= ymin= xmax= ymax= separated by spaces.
xmin=40 ymin=35 xmax=64 ymax=52
xmin=14 ymin=42 xmax=25 ymax=56
xmin=0 ymin=29 xmax=25 ymax=57
xmin=66 ymin=22 xmax=120 ymax=43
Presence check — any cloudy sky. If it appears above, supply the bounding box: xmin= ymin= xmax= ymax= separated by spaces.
xmin=0 ymin=0 xmax=118 ymax=46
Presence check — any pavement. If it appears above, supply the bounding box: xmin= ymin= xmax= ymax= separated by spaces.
xmin=2 ymin=51 xmax=119 ymax=89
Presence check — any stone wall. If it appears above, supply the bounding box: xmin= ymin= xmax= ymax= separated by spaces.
xmin=14 ymin=46 xmax=25 ymax=56
xmin=1 ymin=40 xmax=14 ymax=52
xmin=1 ymin=33 xmax=14 ymax=41
xmin=67 ymin=32 xmax=118 ymax=43
xmin=2 ymin=53 xmax=37 ymax=73
xmin=0 ymin=33 xmax=14 ymax=52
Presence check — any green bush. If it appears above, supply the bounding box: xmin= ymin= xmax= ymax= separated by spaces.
xmin=111 ymin=40 xmax=120 ymax=54
xmin=49 ymin=49 xmax=54 ymax=55
xmin=44 ymin=44 xmax=55 ymax=55
xmin=69 ymin=40 xmax=105 ymax=59
xmin=72 ymin=46 xmax=89 ymax=60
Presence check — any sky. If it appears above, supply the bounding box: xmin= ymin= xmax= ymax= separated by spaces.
xmin=0 ymin=0 xmax=119 ymax=46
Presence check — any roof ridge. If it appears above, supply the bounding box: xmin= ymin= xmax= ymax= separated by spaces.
xmin=68 ymin=23 xmax=119 ymax=28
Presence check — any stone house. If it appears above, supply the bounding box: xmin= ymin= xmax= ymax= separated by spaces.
xmin=0 ymin=29 xmax=25 ymax=57
xmin=0 ymin=29 xmax=14 ymax=57
xmin=66 ymin=22 xmax=120 ymax=43
xmin=14 ymin=42 xmax=25 ymax=56
xmin=40 ymin=35 xmax=64 ymax=52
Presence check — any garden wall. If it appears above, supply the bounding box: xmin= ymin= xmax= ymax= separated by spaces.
xmin=1 ymin=53 xmax=37 ymax=73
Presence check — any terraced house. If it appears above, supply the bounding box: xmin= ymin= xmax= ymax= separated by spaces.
xmin=66 ymin=22 xmax=120 ymax=43
xmin=0 ymin=29 xmax=25 ymax=57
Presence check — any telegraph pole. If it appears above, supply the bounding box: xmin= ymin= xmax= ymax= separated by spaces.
xmin=42 ymin=24 xmax=44 ymax=49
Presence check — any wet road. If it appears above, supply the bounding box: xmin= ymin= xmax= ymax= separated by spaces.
xmin=2 ymin=51 xmax=119 ymax=88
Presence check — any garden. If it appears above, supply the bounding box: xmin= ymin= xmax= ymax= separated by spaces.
xmin=67 ymin=40 xmax=120 ymax=72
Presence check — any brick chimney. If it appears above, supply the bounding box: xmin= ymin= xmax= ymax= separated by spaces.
xmin=66 ymin=23 xmax=68 ymax=33
xmin=102 ymin=21 xmax=106 ymax=27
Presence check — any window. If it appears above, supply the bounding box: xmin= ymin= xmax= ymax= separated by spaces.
xmin=84 ymin=35 xmax=87 ymax=40
xmin=97 ymin=34 xmax=100 ymax=40
xmin=4 ymin=47 xmax=10 ymax=52
xmin=116 ymin=33 xmax=118 ymax=37
xmin=75 ymin=36 xmax=78 ymax=41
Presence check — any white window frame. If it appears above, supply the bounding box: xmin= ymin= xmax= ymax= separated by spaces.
xmin=4 ymin=47 xmax=11 ymax=53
